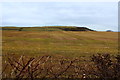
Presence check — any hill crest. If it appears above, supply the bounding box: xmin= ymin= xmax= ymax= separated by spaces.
xmin=2 ymin=26 xmax=95 ymax=31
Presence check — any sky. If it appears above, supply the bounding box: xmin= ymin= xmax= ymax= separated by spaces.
xmin=1 ymin=2 xmax=118 ymax=31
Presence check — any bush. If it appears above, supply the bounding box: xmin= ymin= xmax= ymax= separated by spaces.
xmin=1 ymin=53 xmax=120 ymax=79
xmin=91 ymin=53 xmax=120 ymax=79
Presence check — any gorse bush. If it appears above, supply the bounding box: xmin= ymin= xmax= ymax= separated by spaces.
xmin=113 ymin=54 xmax=120 ymax=78
xmin=91 ymin=54 xmax=113 ymax=78
xmin=91 ymin=53 xmax=120 ymax=79
xmin=1 ymin=53 xmax=120 ymax=79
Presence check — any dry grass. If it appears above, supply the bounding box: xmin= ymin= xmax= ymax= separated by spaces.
xmin=1 ymin=30 xmax=119 ymax=79
xmin=2 ymin=31 xmax=118 ymax=58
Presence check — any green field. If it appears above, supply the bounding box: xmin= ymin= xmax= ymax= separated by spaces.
xmin=2 ymin=27 xmax=118 ymax=58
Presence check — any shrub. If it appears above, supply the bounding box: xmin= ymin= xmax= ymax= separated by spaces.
xmin=1 ymin=53 xmax=120 ymax=79
xmin=91 ymin=53 xmax=120 ymax=79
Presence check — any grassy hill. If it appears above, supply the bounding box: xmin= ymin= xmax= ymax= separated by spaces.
xmin=2 ymin=27 xmax=119 ymax=79
xmin=2 ymin=26 xmax=94 ymax=31
xmin=2 ymin=28 xmax=118 ymax=58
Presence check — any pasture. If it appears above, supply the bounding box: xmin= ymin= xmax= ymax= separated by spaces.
xmin=2 ymin=28 xmax=118 ymax=58
xmin=1 ymin=27 xmax=119 ymax=79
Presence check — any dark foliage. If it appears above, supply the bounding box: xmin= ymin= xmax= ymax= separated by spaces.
xmin=1 ymin=53 xmax=120 ymax=79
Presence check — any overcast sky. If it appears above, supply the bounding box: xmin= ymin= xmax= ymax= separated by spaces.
xmin=1 ymin=2 xmax=118 ymax=31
